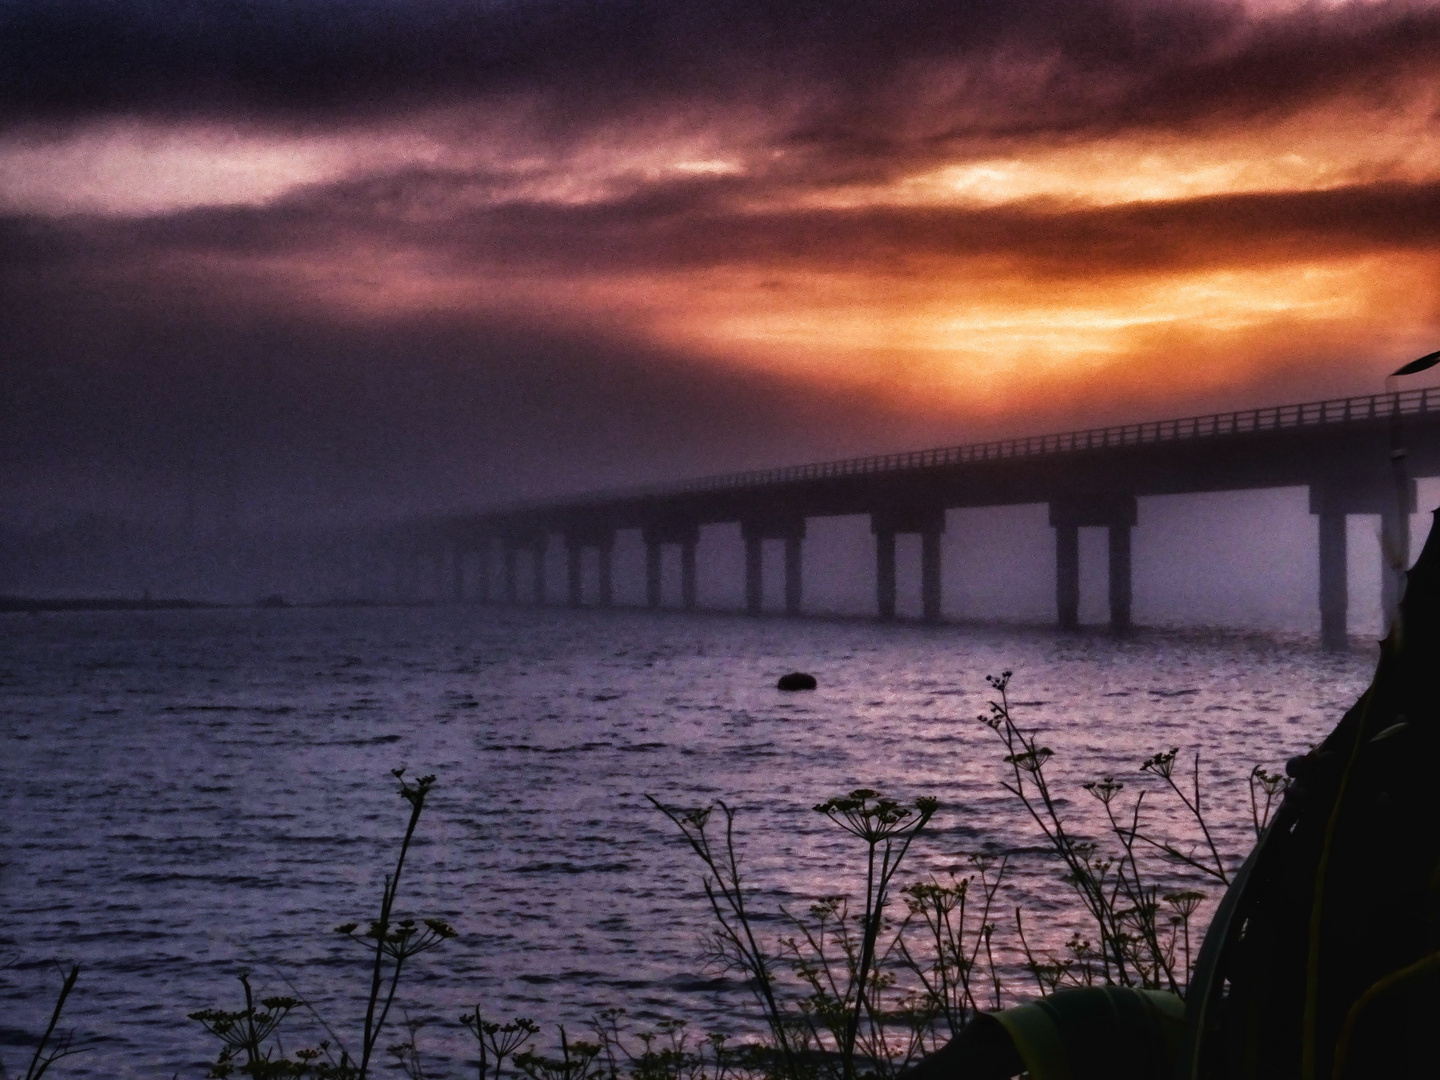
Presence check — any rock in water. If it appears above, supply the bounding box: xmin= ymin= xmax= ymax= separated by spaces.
xmin=776 ymin=672 xmax=817 ymax=691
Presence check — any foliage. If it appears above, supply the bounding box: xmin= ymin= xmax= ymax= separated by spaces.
xmin=0 ymin=964 xmax=84 ymax=1080
xmin=189 ymin=770 xmax=457 ymax=1079
xmin=11 ymin=668 xmax=1288 ymax=1079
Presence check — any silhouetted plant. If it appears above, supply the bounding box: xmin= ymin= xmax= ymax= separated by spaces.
xmin=978 ymin=670 xmax=1279 ymax=996
xmin=1 ymin=964 xmax=84 ymax=1080
xmin=460 ymin=1010 xmax=539 ymax=1080
xmin=190 ymin=769 xmax=454 ymax=1078
xmin=897 ymin=854 xmax=1008 ymax=1034
xmin=650 ymin=788 xmax=941 ymax=1080
xmin=171 ymin=670 xmax=1285 ymax=1079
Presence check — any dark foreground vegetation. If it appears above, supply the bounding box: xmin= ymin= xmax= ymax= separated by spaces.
xmin=6 ymin=672 xmax=1284 ymax=1080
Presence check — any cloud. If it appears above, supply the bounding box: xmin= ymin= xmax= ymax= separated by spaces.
xmin=5 ymin=0 xmax=1440 ymax=531
xmin=3 ymin=0 xmax=1437 ymax=144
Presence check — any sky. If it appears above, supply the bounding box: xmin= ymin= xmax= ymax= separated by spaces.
xmin=4 ymin=0 xmax=1440 ymax=530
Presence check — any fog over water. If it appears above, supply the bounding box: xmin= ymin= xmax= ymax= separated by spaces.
xmin=1 ymin=604 xmax=1377 ymax=1078
xmin=11 ymin=479 xmax=1440 ymax=640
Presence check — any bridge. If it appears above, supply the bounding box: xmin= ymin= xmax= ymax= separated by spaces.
xmin=392 ymin=387 xmax=1440 ymax=648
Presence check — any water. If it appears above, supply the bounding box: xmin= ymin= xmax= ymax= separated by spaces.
xmin=0 ymin=606 xmax=1375 ymax=1077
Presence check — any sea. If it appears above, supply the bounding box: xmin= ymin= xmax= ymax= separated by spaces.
xmin=0 ymin=605 xmax=1377 ymax=1078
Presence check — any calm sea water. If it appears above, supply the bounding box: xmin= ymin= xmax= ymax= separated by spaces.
xmin=0 ymin=606 xmax=1375 ymax=1078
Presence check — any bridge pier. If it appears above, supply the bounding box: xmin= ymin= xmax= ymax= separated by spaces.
xmin=1054 ymin=523 xmax=1079 ymax=630
xmin=476 ymin=541 xmax=492 ymax=604
xmin=646 ymin=542 xmax=663 ymax=609
xmin=1109 ymin=521 xmax=1133 ymax=633
xmin=870 ymin=506 xmax=945 ymax=622
xmin=642 ymin=522 xmax=701 ymax=610
xmin=741 ymin=513 xmax=806 ymax=615
xmin=1317 ymin=510 xmax=1347 ymax=649
xmin=875 ymin=529 xmax=896 ymax=620
xmin=503 ymin=542 xmax=518 ymax=604
xmin=784 ymin=535 xmax=803 ymax=616
xmin=744 ymin=536 xmax=763 ymax=614
xmin=681 ymin=538 xmax=697 ymax=611
xmin=567 ymin=542 xmax=583 ymax=608
xmin=921 ymin=528 xmax=942 ymax=623
xmin=532 ymin=535 xmax=548 ymax=605
xmin=564 ymin=529 xmax=616 ymax=608
xmin=1310 ymin=476 xmax=1415 ymax=648
xmin=1049 ymin=495 xmax=1136 ymax=632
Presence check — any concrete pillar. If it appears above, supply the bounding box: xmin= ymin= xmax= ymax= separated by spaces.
xmin=1381 ymin=506 xmax=1405 ymax=626
xmin=432 ymin=550 xmax=446 ymax=601
xmin=920 ymin=527 xmax=942 ymax=624
xmin=876 ymin=529 xmax=897 ymax=620
xmin=598 ymin=543 xmax=614 ymax=608
xmin=646 ymin=542 xmax=663 ymax=609
xmin=567 ymin=541 xmax=583 ymax=608
xmin=680 ymin=539 xmax=697 ymax=611
xmin=1319 ymin=511 xmax=1347 ymax=649
xmin=1055 ymin=523 xmax=1080 ymax=631
xmin=392 ymin=549 xmax=406 ymax=603
xmin=1108 ymin=524 xmax=1133 ymax=632
xmin=784 ymin=535 xmax=803 ymax=616
xmin=503 ymin=543 xmax=518 ymax=604
xmin=745 ymin=536 xmax=763 ymax=615
xmin=477 ymin=543 xmax=491 ymax=604
xmin=531 ymin=536 xmax=547 ymax=605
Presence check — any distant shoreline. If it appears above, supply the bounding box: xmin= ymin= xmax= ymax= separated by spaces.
xmin=0 ymin=595 xmax=225 ymax=612
xmin=0 ymin=595 xmax=402 ymax=612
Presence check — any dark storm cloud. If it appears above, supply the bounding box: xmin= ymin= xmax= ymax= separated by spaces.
xmin=12 ymin=166 xmax=1439 ymax=289
xmin=3 ymin=0 xmax=1437 ymax=142
xmin=0 ymin=242 xmax=955 ymax=519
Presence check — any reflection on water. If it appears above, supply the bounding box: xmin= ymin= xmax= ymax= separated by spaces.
xmin=0 ymin=606 xmax=1373 ymax=1078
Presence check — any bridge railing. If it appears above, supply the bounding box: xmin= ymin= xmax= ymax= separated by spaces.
xmin=480 ymin=386 xmax=1440 ymax=516
xmin=660 ymin=386 xmax=1439 ymax=495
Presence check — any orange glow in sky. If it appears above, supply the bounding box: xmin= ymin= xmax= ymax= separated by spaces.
xmin=5 ymin=0 xmax=1440 ymax=475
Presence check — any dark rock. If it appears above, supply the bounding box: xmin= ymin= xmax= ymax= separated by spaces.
xmin=776 ymin=672 xmax=817 ymax=691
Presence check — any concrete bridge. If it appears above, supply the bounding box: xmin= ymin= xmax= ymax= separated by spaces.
xmin=395 ymin=387 xmax=1440 ymax=648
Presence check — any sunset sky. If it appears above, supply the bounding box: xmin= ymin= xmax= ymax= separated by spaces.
xmin=4 ymin=0 xmax=1440 ymax=525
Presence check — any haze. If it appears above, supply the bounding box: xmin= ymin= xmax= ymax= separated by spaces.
xmin=3 ymin=0 xmax=1439 ymax=619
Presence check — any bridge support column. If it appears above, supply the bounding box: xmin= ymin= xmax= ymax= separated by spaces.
xmin=1381 ymin=506 xmax=1406 ymax=623
xmin=599 ymin=542 xmax=614 ymax=608
xmin=390 ymin=548 xmax=405 ymax=603
xmin=646 ymin=542 xmax=663 ymax=609
xmin=1109 ymin=524 xmax=1132 ymax=633
xmin=642 ymin=521 xmax=700 ymax=611
xmin=1055 ymin=524 xmax=1079 ymax=630
xmin=875 ymin=530 xmax=897 ymax=621
xmin=870 ymin=505 xmax=944 ymax=622
xmin=681 ymin=540 xmax=697 ymax=611
xmin=784 ymin=535 xmax=803 ymax=616
xmin=1311 ymin=475 xmax=1415 ymax=649
xmin=740 ymin=513 xmax=804 ymax=616
xmin=1318 ymin=511 xmax=1347 ymax=650
xmin=531 ymin=535 xmax=548 ymax=605
xmin=921 ymin=527 xmax=942 ymax=624
xmin=503 ymin=543 xmax=518 ymax=605
xmin=745 ymin=536 xmax=763 ymax=615
xmin=1050 ymin=495 xmax=1136 ymax=632
xmin=566 ymin=541 xmax=583 ymax=608
xmin=562 ymin=525 xmax=617 ymax=609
